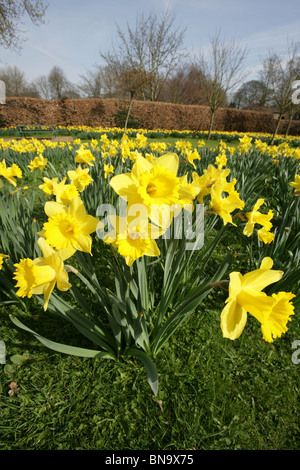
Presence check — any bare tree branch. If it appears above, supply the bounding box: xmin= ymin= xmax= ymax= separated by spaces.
xmin=100 ymin=9 xmax=187 ymax=101
xmin=0 ymin=0 xmax=48 ymax=52
xmin=259 ymin=39 xmax=300 ymax=142
xmin=194 ymin=30 xmax=248 ymax=139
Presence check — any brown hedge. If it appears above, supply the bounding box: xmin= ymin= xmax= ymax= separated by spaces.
xmin=0 ymin=97 xmax=299 ymax=136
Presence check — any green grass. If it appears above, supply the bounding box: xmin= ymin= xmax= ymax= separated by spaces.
xmin=146 ymin=136 xmax=224 ymax=150
xmin=1 ymin=293 xmax=299 ymax=450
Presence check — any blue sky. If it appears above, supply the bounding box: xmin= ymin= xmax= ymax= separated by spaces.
xmin=1 ymin=0 xmax=300 ymax=86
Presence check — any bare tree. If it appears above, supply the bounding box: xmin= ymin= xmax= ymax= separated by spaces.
xmin=0 ymin=65 xmax=41 ymax=97
xmin=78 ymin=66 xmax=103 ymax=98
xmin=0 ymin=65 xmax=27 ymax=95
xmin=48 ymin=66 xmax=66 ymax=99
xmin=259 ymin=40 xmax=300 ymax=143
xmin=194 ymin=30 xmax=248 ymax=139
xmin=100 ymin=9 xmax=186 ymax=101
xmin=0 ymin=0 xmax=48 ymax=51
xmin=158 ymin=63 xmax=208 ymax=105
xmin=100 ymin=64 xmax=120 ymax=98
xmin=33 ymin=74 xmax=51 ymax=99
xmin=233 ymin=79 xmax=273 ymax=110
xmin=47 ymin=66 xmax=79 ymax=99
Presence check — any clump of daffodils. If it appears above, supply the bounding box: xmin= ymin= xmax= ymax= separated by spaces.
xmin=13 ymin=195 xmax=101 ymax=310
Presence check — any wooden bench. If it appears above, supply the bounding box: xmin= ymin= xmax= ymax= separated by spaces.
xmin=17 ymin=125 xmax=56 ymax=139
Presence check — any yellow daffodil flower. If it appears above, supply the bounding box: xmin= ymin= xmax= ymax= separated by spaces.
xmin=49 ymin=178 xmax=78 ymax=205
xmin=28 ymin=155 xmax=48 ymax=172
xmin=110 ymin=153 xmax=181 ymax=226
xmin=75 ymin=145 xmax=95 ymax=166
xmin=220 ymin=257 xmax=295 ymax=342
xmin=192 ymin=165 xmax=230 ymax=204
xmin=108 ymin=145 xmax=118 ymax=157
xmin=104 ymin=210 xmax=165 ymax=266
xmin=184 ymin=148 xmax=201 ymax=168
xmin=0 ymin=159 xmax=22 ymax=186
xmin=257 ymin=227 xmax=275 ymax=244
xmin=100 ymin=134 xmax=111 ymax=151
xmin=13 ymin=238 xmax=73 ymax=310
xmin=67 ymin=165 xmax=93 ymax=192
xmin=239 ymin=135 xmax=252 ymax=153
xmin=243 ymin=198 xmax=274 ymax=238
xmin=41 ymin=196 xmax=101 ymax=255
xmin=175 ymin=140 xmax=193 ymax=153
xmin=90 ymin=139 xmax=99 ymax=150
xmin=9 ymin=163 xmax=22 ymax=179
xmin=39 ymin=177 xmax=59 ymax=195
xmin=136 ymin=133 xmax=148 ymax=148
xmin=209 ymin=181 xmax=244 ymax=225
xmin=56 ymin=184 xmax=79 ymax=206
xmin=290 ymin=174 xmax=300 ymax=196
xmin=254 ymin=139 xmax=268 ymax=154
xmin=215 ymin=152 xmax=227 ymax=169
xmin=149 ymin=142 xmax=168 ymax=154
xmin=103 ymin=163 xmax=114 ymax=179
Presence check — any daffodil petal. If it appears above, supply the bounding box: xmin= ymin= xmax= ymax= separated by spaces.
xmin=43 ymin=280 xmax=56 ymax=311
xmin=44 ymin=201 xmax=65 ymax=218
xmin=243 ymin=221 xmax=254 ymax=237
xmin=260 ymin=257 xmax=273 ymax=270
xmin=237 ymin=288 xmax=275 ymax=322
xmin=68 ymin=195 xmax=87 ymax=220
xmin=56 ymin=269 xmax=72 ymax=292
xmin=32 ymin=284 xmax=45 ymax=295
xmin=220 ymin=299 xmax=248 ymax=340
xmin=252 ymin=198 xmax=265 ymax=212
xmin=58 ymin=246 xmax=77 ymax=261
xmin=36 ymin=265 xmax=56 ymax=286
xmin=228 ymin=272 xmax=242 ymax=299
xmin=110 ymin=173 xmax=140 ymax=202
xmin=73 ymin=233 xmax=92 ymax=254
xmin=242 ymin=268 xmax=283 ymax=292
xmin=79 ymin=214 xmax=100 ymax=234
xmin=37 ymin=237 xmax=54 ymax=259
xmin=154 ymin=153 xmax=179 ymax=174
xmin=149 ymin=203 xmax=175 ymax=228
xmin=144 ymin=239 xmax=160 ymax=257
xmin=132 ymin=154 xmax=153 ymax=181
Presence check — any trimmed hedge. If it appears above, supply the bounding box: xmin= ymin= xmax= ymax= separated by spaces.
xmin=0 ymin=97 xmax=299 ymax=135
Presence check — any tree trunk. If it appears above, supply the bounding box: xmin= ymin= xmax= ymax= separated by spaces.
xmin=207 ymin=110 xmax=215 ymax=141
xmin=284 ymin=114 xmax=294 ymax=138
xmin=270 ymin=114 xmax=282 ymax=145
xmin=124 ymin=95 xmax=133 ymax=135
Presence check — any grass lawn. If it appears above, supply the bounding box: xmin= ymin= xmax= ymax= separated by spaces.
xmin=0 ymin=128 xmax=299 ymax=451
xmin=1 ymin=293 xmax=299 ymax=451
